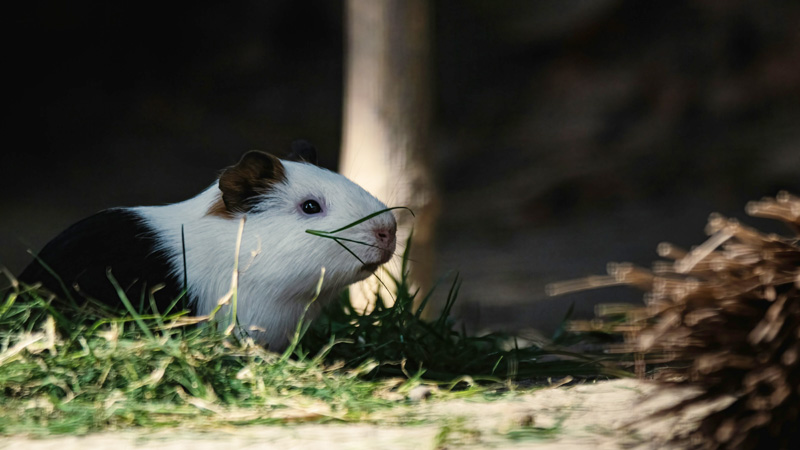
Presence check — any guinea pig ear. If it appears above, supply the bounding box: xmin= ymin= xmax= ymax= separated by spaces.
xmin=286 ymin=139 xmax=319 ymax=166
xmin=216 ymin=151 xmax=287 ymax=215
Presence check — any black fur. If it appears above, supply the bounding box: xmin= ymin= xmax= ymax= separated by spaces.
xmin=18 ymin=209 xmax=182 ymax=314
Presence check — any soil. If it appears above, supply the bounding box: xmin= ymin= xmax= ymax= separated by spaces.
xmin=2 ymin=378 xmax=723 ymax=449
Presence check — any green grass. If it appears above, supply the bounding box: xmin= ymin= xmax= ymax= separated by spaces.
xmin=302 ymin=245 xmax=628 ymax=382
xmin=0 ymin=237 xmax=627 ymax=436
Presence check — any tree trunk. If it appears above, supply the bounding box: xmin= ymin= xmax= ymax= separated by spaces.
xmin=340 ymin=0 xmax=439 ymax=313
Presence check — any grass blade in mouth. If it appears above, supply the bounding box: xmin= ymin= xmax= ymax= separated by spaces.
xmin=306 ymin=206 xmax=413 ymax=236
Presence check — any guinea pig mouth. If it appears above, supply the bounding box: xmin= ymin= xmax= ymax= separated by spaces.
xmin=360 ymin=251 xmax=392 ymax=273
xmin=359 ymin=245 xmax=394 ymax=273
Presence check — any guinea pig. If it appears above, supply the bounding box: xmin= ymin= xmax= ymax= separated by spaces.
xmin=18 ymin=141 xmax=397 ymax=351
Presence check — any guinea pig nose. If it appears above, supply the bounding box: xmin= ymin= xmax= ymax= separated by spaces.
xmin=374 ymin=228 xmax=396 ymax=246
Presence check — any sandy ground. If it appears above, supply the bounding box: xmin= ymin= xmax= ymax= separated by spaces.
xmin=1 ymin=378 xmax=719 ymax=450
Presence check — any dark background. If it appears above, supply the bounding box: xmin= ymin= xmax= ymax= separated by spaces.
xmin=3 ymin=0 xmax=799 ymax=335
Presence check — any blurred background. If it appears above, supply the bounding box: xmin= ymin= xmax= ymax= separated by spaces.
xmin=3 ymin=0 xmax=798 ymax=336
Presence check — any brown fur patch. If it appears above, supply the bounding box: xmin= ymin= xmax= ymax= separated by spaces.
xmin=207 ymin=151 xmax=287 ymax=218
xmin=206 ymin=195 xmax=232 ymax=218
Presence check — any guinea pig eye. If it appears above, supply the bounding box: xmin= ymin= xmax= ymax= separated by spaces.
xmin=301 ymin=199 xmax=323 ymax=215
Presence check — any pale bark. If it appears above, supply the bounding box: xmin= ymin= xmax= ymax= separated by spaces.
xmin=340 ymin=0 xmax=439 ymax=312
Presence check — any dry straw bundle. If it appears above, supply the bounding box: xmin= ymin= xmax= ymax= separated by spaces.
xmin=551 ymin=191 xmax=800 ymax=449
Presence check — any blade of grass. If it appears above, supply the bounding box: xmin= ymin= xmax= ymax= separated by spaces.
xmin=24 ymin=251 xmax=79 ymax=309
xmin=225 ymin=216 xmax=246 ymax=336
xmin=280 ymin=267 xmax=326 ymax=363
xmin=306 ymin=206 xmax=413 ymax=236
xmin=106 ymin=269 xmax=154 ymax=340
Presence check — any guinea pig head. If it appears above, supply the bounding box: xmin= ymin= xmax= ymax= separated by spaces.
xmin=215 ymin=146 xmax=398 ymax=292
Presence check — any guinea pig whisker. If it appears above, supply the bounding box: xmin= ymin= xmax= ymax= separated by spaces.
xmin=329 ymin=237 xmax=395 ymax=302
xmin=305 ymin=206 xmax=412 ymax=236
xmin=329 ymin=237 xmax=366 ymax=265
xmin=310 ymin=234 xmax=385 ymax=250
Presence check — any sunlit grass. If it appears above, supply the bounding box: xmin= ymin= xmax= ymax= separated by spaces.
xmin=1 ymin=231 xmax=626 ymax=436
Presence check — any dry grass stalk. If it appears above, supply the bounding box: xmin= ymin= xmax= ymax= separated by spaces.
xmin=556 ymin=191 xmax=800 ymax=449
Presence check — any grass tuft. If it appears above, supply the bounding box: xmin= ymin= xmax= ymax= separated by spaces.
xmin=1 ymin=226 xmax=624 ymax=436
xmin=0 ymin=282 xmax=412 ymax=435
xmin=300 ymin=235 xmax=629 ymax=382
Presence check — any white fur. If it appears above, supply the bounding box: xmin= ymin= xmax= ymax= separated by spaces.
xmin=134 ymin=160 xmax=396 ymax=351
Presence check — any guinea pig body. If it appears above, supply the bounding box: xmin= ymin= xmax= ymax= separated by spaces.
xmin=19 ymin=143 xmax=397 ymax=351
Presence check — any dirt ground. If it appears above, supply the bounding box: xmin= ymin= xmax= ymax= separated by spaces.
xmin=2 ymin=378 xmax=721 ymax=449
